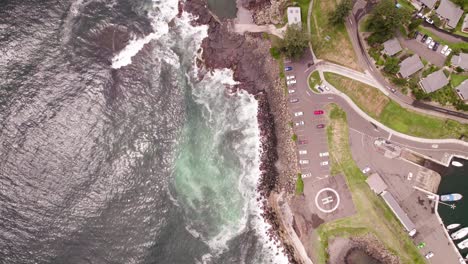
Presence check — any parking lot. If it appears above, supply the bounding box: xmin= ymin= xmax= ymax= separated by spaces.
xmin=399 ymin=32 xmax=448 ymax=67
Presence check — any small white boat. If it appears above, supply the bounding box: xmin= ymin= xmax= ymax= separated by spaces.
xmin=452 ymin=227 xmax=468 ymax=240
xmin=458 ymin=238 xmax=468 ymax=249
xmin=441 ymin=193 xmax=463 ymax=202
xmin=448 ymin=223 xmax=461 ymax=230
xmin=452 ymin=161 xmax=463 ymax=167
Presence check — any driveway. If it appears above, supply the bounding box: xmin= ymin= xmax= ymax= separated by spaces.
xmin=399 ymin=34 xmax=446 ymax=67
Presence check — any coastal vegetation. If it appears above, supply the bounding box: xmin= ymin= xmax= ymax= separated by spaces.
xmin=309 ymin=0 xmax=361 ymax=71
xmin=314 ymin=104 xmax=425 ymax=263
xmin=324 ymin=72 xmax=468 ymax=139
xmin=280 ymin=24 xmax=310 ymax=60
xmin=328 ymin=0 xmax=352 ymax=25
xmin=295 ymin=173 xmax=304 ymax=195
xmin=366 ymin=0 xmax=410 ymax=45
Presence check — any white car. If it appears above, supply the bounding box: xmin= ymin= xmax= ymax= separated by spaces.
xmin=428 ymin=40 xmax=435 ymax=50
xmin=425 ymin=17 xmax=434 ymax=24
xmin=302 ymin=172 xmax=312 ymax=178
xmin=321 ymin=85 xmax=330 ymax=91
xmin=425 ymin=252 xmax=434 ymax=259
xmin=294 ymin=111 xmax=304 ymax=117
xmin=295 ymin=121 xmax=304 ymax=126
xmin=299 ymin=160 xmax=309 ymax=165
xmin=445 ymin=48 xmax=452 ymax=56
xmin=319 ymin=152 xmax=329 ymax=157
xmin=288 ymin=89 xmax=295 ymax=94
xmin=320 ymin=161 xmax=329 ymax=166
xmin=417 ymin=12 xmax=423 ymax=18
xmin=362 ymin=167 xmax=371 ymax=174
xmin=299 ymin=150 xmax=307 ymax=155
xmin=287 ymin=75 xmax=295 ymax=80
xmin=287 ymin=79 xmax=297 ymax=85
xmin=440 ymin=45 xmax=449 ymax=54
xmin=425 ymin=36 xmax=433 ymax=45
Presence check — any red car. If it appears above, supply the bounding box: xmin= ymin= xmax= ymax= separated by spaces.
xmin=298 ymin=140 xmax=308 ymax=145
xmin=316 ymin=124 xmax=325 ymax=129
xmin=314 ymin=110 xmax=324 ymax=115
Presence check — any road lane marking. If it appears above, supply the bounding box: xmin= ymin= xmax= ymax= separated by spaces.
xmin=388 ymin=133 xmax=392 ymax=140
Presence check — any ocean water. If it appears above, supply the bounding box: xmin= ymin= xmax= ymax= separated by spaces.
xmin=345 ymin=249 xmax=382 ymax=264
xmin=0 ymin=0 xmax=287 ymax=263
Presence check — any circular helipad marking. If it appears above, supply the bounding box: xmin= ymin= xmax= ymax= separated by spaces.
xmin=315 ymin=187 xmax=340 ymax=213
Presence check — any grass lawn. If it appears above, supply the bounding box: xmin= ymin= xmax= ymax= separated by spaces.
xmin=295 ymin=0 xmax=311 ymax=29
xmin=397 ymin=0 xmax=417 ymax=12
xmin=309 ymin=0 xmax=361 ymax=71
xmin=451 ymin=73 xmax=468 ymax=87
xmin=324 ymin=72 xmax=468 ymax=139
xmin=308 ymin=71 xmax=321 ymax=92
xmin=314 ymin=104 xmax=425 ymax=264
xmin=417 ymin=26 xmax=468 ymax=51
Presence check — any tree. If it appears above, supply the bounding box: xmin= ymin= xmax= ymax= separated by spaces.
xmin=329 ymin=0 xmax=353 ymax=25
xmin=295 ymin=173 xmax=304 ymax=195
xmin=367 ymin=0 xmax=410 ymax=44
xmin=383 ymin=57 xmax=400 ymax=74
xmin=281 ymin=24 xmax=310 ymax=60
xmin=408 ymin=19 xmax=422 ymax=31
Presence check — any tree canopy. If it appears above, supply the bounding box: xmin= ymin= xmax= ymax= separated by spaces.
xmin=329 ymin=0 xmax=353 ymax=25
xmin=281 ymin=24 xmax=310 ymax=60
xmin=367 ymin=0 xmax=410 ymax=45
xmin=383 ymin=57 xmax=400 ymax=74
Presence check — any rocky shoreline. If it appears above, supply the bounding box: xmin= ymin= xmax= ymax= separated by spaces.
xmin=183 ymin=0 xmax=301 ymax=262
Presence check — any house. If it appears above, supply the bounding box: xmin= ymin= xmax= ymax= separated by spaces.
xmin=383 ymin=38 xmax=402 ymax=56
xmin=451 ymin=53 xmax=468 ymax=70
xmin=456 ymin=80 xmax=468 ymax=101
xmin=419 ymin=70 xmax=449 ymax=93
xmin=287 ymin=7 xmax=301 ymax=28
xmin=381 ymin=191 xmax=417 ymax=234
xmin=366 ymin=173 xmax=388 ymax=195
xmin=398 ymin=55 xmax=424 ymax=78
xmin=435 ymin=0 xmax=464 ymax=28
xmin=463 ymin=14 xmax=468 ymax=33
xmin=419 ymin=0 xmax=437 ymax=9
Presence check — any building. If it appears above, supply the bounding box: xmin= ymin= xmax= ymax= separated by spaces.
xmin=463 ymin=14 xmax=468 ymax=33
xmin=381 ymin=191 xmax=417 ymax=234
xmin=419 ymin=0 xmax=437 ymax=9
xmin=287 ymin=7 xmax=301 ymax=28
xmin=383 ymin=38 xmax=402 ymax=56
xmin=366 ymin=173 xmax=388 ymax=195
xmin=451 ymin=53 xmax=468 ymax=70
xmin=398 ymin=55 xmax=424 ymax=78
xmin=456 ymin=80 xmax=468 ymax=101
xmin=436 ymin=0 xmax=464 ymax=28
xmin=419 ymin=70 xmax=449 ymax=93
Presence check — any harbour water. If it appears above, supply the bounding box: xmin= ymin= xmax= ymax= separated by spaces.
xmin=345 ymin=248 xmax=382 ymax=264
xmin=207 ymin=0 xmax=237 ymax=19
xmin=438 ymin=157 xmax=468 ymax=255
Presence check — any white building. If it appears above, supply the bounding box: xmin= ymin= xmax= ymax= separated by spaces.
xmin=287 ymin=7 xmax=302 ymax=28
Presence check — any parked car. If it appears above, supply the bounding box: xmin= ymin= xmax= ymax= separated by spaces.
xmin=425 ymin=252 xmax=434 ymax=259
xmin=299 ymin=150 xmax=307 ymax=155
xmin=440 ymin=45 xmax=449 ymax=54
xmin=428 ymin=40 xmax=435 ymax=50
xmin=425 ymin=36 xmax=433 ymax=45
xmin=314 ymin=110 xmax=324 ymax=115
xmin=286 ymin=75 xmax=295 ymax=80
xmin=294 ymin=111 xmax=303 ymax=117
xmin=287 ymin=79 xmax=297 ymax=85
xmin=319 ymin=152 xmax=329 ymax=157
xmin=316 ymin=124 xmax=325 ymax=129
xmin=298 ymin=140 xmax=308 ymax=145
xmin=417 ymin=242 xmax=426 ymax=249
xmin=445 ymin=48 xmax=452 ymax=56
xmin=299 ymin=160 xmax=309 ymax=165
xmin=320 ymin=161 xmax=329 ymax=166
xmin=425 ymin=17 xmax=434 ymax=24
xmin=432 ymin=41 xmax=439 ymax=51
xmin=284 ymin=66 xmax=292 ymax=71
xmin=421 ymin=34 xmax=428 ymax=43
xmin=417 ymin=13 xmax=423 ymax=18
xmin=295 ymin=121 xmax=304 ymax=126
xmin=362 ymin=167 xmax=371 ymax=174
xmin=413 ymin=30 xmax=419 ymax=39
xmin=322 ymin=85 xmax=330 ymax=91
xmin=289 ymin=98 xmax=299 ymax=103
xmin=317 ymin=87 xmax=324 ymax=92
xmin=302 ymin=172 xmax=312 ymax=178
xmin=288 ymin=89 xmax=295 ymax=94
xmin=391 ymin=88 xmax=397 ymax=93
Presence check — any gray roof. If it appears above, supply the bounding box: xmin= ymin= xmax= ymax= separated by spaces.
xmin=381 ymin=191 xmax=416 ymax=232
xmin=451 ymin=53 xmax=468 ymax=70
xmin=287 ymin=7 xmax=302 ymax=27
xmin=456 ymin=80 xmax=468 ymax=100
xmin=383 ymin=38 xmax=402 ymax=56
xmin=366 ymin=173 xmax=388 ymax=194
xmin=436 ymin=0 xmax=464 ymax=28
xmin=399 ymin=55 xmax=424 ymax=78
xmin=419 ymin=70 xmax=449 ymax=93
xmin=463 ymin=14 xmax=468 ymax=33
xmin=420 ymin=0 xmax=437 ymax=8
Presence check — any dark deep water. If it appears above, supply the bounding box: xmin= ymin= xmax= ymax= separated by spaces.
xmin=438 ymin=157 xmax=468 ymax=257
xmin=345 ymin=248 xmax=382 ymax=264
xmin=207 ymin=0 xmax=237 ymax=19
xmin=0 ymin=0 xmax=287 ymax=263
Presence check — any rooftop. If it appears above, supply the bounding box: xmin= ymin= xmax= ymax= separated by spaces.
xmin=456 ymin=80 xmax=468 ymax=101
xmin=383 ymin=38 xmax=402 ymax=56
xmin=366 ymin=173 xmax=388 ymax=195
xmin=419 ymin=70 xmax=449 ymax=93
xmin=436 ymin=0 xmax=464 ymax=28
xmin=463 ymin=14 xmax=468 ymax=33
xmin=287 ymin=7 xmax=302 ymax=28
xmin=420 ymin=0 xmax=437 ymax=8
xmin=399 ymin=55 xmax=424 ymax=78
xmin=451 ymin=53 xmax=468 ymax=70
xmin=381 ymin=191 xmax=416 ymax=232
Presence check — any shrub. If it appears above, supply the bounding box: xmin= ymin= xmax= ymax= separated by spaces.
xmin=383 ymin=57 xmax=400 ymax=74
xmin=329 ymin=0 xmax=353 ymax=25
xmin=269 ymin=47 xmax=281 ymax=59
xmin=295 ymin=173 xmax=304 ymax=195
xmin=391 ymin=77 xmax=407 ymax=86
xmin=292 ymin=133 xmax=298 ymax=141
xmin=280 ymin=24 xmax=310 ymax=60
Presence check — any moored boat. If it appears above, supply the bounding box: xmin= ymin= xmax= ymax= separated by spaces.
xmin=452 ymin=227 xmax=468 ymax=240
xmin=441 ymin=193 xmax=463 ymax=202
xmin=448 ymin=223 xmax=461 ymax=230
xmin=458 ymin=238 xmax=468 ymax=249
xmin=452 ymin=161 xmax=463 ymax=167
